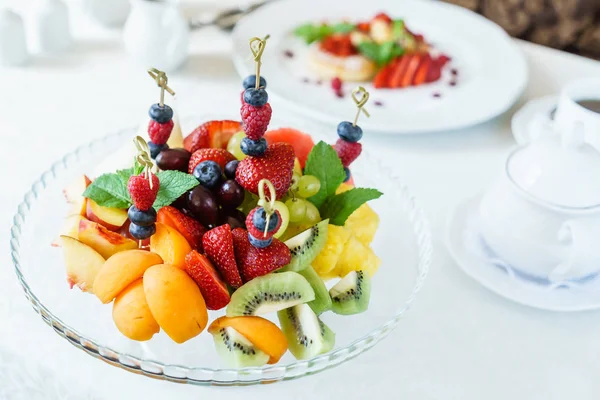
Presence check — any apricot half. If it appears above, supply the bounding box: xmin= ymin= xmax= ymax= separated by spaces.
xmin=143 ymin=264 xmax=208 ymax=344
xmin=150 ymin=223 xmax=192 ymax=269
xmin=208 ymin=316 xmax=288 ymax=364
xmin=112 ymin=279 xmax=160 ymax=341
xmin=93 ymin=250 xmax=163 ymax=303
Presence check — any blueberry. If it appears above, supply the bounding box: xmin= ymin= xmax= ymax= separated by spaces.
xmin=148 ymin=141 xmax=169 ymax=159
xmin=248 ymin=232 xmax=273 ymax=248
xmin=344 ymin=167 xmax=351 ymax=182
xmin=149 ymin=103 xmax=173 ymax=124
xmin=243 ymin=88 xmax=268 ymax=107
xmin=128 ymin=206 xmax=157 ymax=227
xmin=240 ymin=137 xmax=267 ymax=156
xmin=252 ymin=207 xmax=279 ymax=232
xmin=193 ymin=160 xmax=222 ymax=189
xmin=337 ymin=121 xmax=363 ymax=143
xmin=242 ymin=75 xmax=267 ymax=90
xmin=129 ymin=223 xmax=156 ymax=240
xmin=224 ymin=160 xmax=239 ymax=179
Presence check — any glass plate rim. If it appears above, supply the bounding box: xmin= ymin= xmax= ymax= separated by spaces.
xmin=10 ymin=125 xmax=433 ymax=386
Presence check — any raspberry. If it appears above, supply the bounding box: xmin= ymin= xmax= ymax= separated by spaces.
xmin=241 ymin=102 xmax=272 ymax=140
xmin=333 ymin=139 xmax=362 ymax=167
xmin=148 ymin=119 xmax=174 ymax=145
xmin=127 ymin=173 xmax=160 ymax=211
xmin=331 ymin=77 xmax=342 ymax=91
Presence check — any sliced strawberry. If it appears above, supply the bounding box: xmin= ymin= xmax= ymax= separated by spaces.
xmin=373 ymin=12 xmax=393 ymax=24
xmin=230 ymin=228 xmax=291 ymax=282
xmin=185 ymin=250 xmax=230 ymax=310
xmin=438 ymin=54 xmax=451 ymax=67
xmin=184 ymin=120 xmax=242 ymax=153
xmin=426 ymin=57 xmax=442 ymax=83
xmin=373 ymin=62 xmax=394 ymax=89
xmin=357 ymin=22 xmax=370 ymax=32
xmin=202 ymin=224 xmax=243 ymax=288
xmin=400 ymin=54 xmax=422 ymax=88
xmin=188 ymin=148 xmax=236 ymax=174
xmin=413 ymin=53 xmax=431 ymax=86
xmin=389 ymin=55 xmax=410 ymax=88
xmin=157 ymin=206 xmax=206 ymax=251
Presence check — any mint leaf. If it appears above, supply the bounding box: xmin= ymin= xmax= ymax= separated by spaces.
xmin=304 ymin=141 xmax=345 ymax=208
xmin=332 ymin=22 xmax=355 ymax=33
xmin=82 ymin=173 xmax=131 ymax=209
xmin=153 ymin=170 xmax=199 ymax=210
xmin=392 ymin=19 xmax=405 ymax=39
xmin=358 ymin=41 xmax=404 ymax=66
xmin=321 ymin=188 xmax=383 ymax=226
xmin=294 ymin=23 xmax=332 ymax=44
xmin=357 ymin=42 xmax=381 ymax=62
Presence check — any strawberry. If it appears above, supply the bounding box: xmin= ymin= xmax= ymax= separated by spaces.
xmin=202 ymin=224 xmax=243 ymax=288
xmin=184 ymin=120 xmax=242 ymax=153
xmin=235 ymin=142 xmax=295 ymax=199
xmin=389 ymin=55 xmax=410 ymax=88
xmin=400 ymin=54 xmax=421 ymax=88
xmin=413 ymin=53 xmax=431 ymax=86
xmin=241 ymin=102 xmax=272 ymax=140
xmin=157 ymin=206 xmax=206 ymax=251
xmin=373 ymin=62 xmax=394 ymax=89
xmin=148 ymin=119 xmax=174 ymax=145
xmin=188 ymin=148 xmax=237 ymax=174
xmin=127 ymin=173 xmax=159 ymax=211
xmin=230 ymin=228 xmax=291 ymax=281
xmin=185 ymin=250 xmax=230 ymax=310
xmin=426 ymin=57 xmax=443 ymax=83
xmin=334 ymin=139 xmax=362 ymax=167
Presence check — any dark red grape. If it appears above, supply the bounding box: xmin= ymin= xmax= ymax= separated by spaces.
xmin=156 ymin=148 xmax=191 ymax=172
xmin=218 ymin=179 xmax=244 ymax=208
xmin=219 ymin=208 xmax=246 ymax=230
xmin=187 ymin=186 xmax=219 ymax=227
xmin=224 ymin=160 xmax=239 ymax=179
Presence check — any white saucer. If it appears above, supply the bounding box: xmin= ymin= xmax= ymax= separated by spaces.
xmin=511 ymin=95 xmax=558 ymax=145
xmin=446 ymin=196 xmax=600 ymax=312
xmin=232 ymin=0 xmax=528 ymax=134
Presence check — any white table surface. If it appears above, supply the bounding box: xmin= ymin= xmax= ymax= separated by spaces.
xmin=2 ymin=1 xmax=600 ymax=399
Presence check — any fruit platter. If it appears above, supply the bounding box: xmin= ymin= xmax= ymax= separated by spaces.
xmin=10 ymin=40 xmax=431 ymax=385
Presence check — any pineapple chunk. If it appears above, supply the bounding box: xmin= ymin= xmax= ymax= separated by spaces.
xmin=336 ymin=235 xmax=381 ymax=278
xmin=344 ymin=204 xmax=379 ymax=245
xmin=312 ymin=225 xmax=351 ymax=277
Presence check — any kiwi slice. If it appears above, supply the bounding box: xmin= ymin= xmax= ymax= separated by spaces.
xmin=226 ymin=271 xmax=315 ymax=316
xmin=282 ymin=219 xmax=329 ymax=272
xmin=212 ymin=326 xmax=270 ymax=368
xmin=277 ymin=303 xmax=336 ymax=360
xmin=329 ymin=270 xmax=371 ymax=315
xmin=298 ymin=265 xmax=332 ymax=315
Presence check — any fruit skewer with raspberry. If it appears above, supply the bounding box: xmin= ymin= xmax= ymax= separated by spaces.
xmin=127 ymin=137 xmax=160 ymax=242
xmin=245 ymin=179 xmax=282 ymax=248
xmin=146 ymin=68 xmax=176 ymax=159
xmin=333 ymin=86 xmax=370 ymax=182
xmin=240 ymin=35 xmax=272 ymax=158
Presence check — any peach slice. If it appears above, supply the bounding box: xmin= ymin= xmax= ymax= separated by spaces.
xmin=60 ymin=235 xmax=105 ymax=293
xmin=52 ymin=214 xmax=86 ymax=247
xmin=93 ymin=250 xmax=163 ymax=303
xmin=143 ymin=264 xmax=208 ymax=344
xmin=86 ymin=199 xmax=128 ymax=231
xmin=208 ymin=316 xmax=288 ymax=364
xmin=112 ymin=278 xmax=160 ymax=341
xmin=63 ymin=175 xmax=91 ymax=203
xmin=78 ymin=219 xmax=138 ymax=259
xmin=149 ymin=222 xmax=192 ymax=269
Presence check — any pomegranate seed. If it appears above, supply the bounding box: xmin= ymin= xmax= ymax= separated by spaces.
xmin=283 ymin=50 xmax=294 ymax=58
xmin=432 ymin=92 xmax=442 ymax=98
xmin=374 ymin=100 xmax=384 ymax=107
xmin=331 ymin=77 xmax=343 ymax=91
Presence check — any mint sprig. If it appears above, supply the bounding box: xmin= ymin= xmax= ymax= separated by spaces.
xmin=321 ymin=188 xmax=382 ymax=226
xmin=82 ymin=173 xmax=132 ymax=208
xmin=294 ymin=22 xmax=356 ymax=44
xmin=153 ymin=170 xmax=199 ymax=210
xmin=357 ymin=41 xmax=404 ymax=66
xmin=303 ymin=141 xmax=346 ymax=208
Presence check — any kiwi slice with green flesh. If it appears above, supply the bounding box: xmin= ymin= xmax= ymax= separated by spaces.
xmin=226 ymin=271 xmax=315 ymax=316
xmin=298 ymin=265 xmax=332 ymax=315
xmin=212 ymin=326 xmax=270 ymax=368
xmin=281 ymin=219 xmax=329 ymax=272
xmin=329 ymin=270 xmax=371 ymax=315
xmin=277 ymin=303 xmax=336 ymax=360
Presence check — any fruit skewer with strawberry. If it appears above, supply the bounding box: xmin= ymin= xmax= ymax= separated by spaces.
xmin=333 ymin=86 xmax=370 ymax=182
xmin=127 ymin=137 xmax=160 ymax=241
xmin=240 ymin=35 xmax=272 ymax=157
xmin=246 ymin=179 xmax=282 ymax=248
xmin=146 ymin=68 xmax=176 ymax=159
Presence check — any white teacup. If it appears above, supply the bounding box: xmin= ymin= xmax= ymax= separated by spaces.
xmin=554 ymin=78 xmax=600 ymax=151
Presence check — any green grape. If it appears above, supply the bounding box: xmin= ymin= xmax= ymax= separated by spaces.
xmin=272 ymin=200 xmax=290 ymax=239
xmin=297 ymin=175 xmax=321 ymax=198
xmin=227 ymin=131 xmax=246 ymax=160
xmin=285 ymin=198 xmax=307 ymax=223
xmin=289 ymin=173 xmax=301 ymax=193
xmin=304 ymin=201 xmax=321 ymax=224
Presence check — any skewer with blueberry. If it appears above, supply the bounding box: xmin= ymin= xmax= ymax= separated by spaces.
xmin=240 ymin=35 xmax=272 ymax=158
xmin=333 ymin=86 xmax=370 ymax=182
xmin=245 ymin=179 xmax=282 ymax=248
xmin=147 ymin=68 xmax=176 ymax=159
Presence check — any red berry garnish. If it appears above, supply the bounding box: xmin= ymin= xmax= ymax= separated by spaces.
xmin=127 ymin=173 xmax=159 ymax=211
xmin=333 ymin=138 xmax=362 ymax=167
xmin=241 ymin=102 xmax=272 ymax=140
xmin=148 ymin=119 xmax=174 ymax=145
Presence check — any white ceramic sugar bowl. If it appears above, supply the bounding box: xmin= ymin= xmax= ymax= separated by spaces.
xmin=479 ymin=125 xmax=600 ymax=282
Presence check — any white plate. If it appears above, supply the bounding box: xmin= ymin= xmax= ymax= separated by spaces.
xmin=232 ymin=0 xmax=528 ymax=134
xmin=447 ymin=196 xmax=600 ymax=312
xmin=511 ymin=95 xmax=558 ymax=144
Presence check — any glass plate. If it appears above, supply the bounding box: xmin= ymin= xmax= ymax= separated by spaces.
xmin=10 ymin=116 xmax=432 ymax=386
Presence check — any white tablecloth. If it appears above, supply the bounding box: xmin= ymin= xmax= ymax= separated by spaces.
xmin=2 ymin=1 xmax=600 ymax=399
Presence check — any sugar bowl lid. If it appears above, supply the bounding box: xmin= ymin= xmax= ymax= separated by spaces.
xmin=507 ymin=123 xmax=600 ymax=208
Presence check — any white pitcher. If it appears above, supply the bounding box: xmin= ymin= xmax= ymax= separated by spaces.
xmin=123 ymin=0 xmax=189 ymax=72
